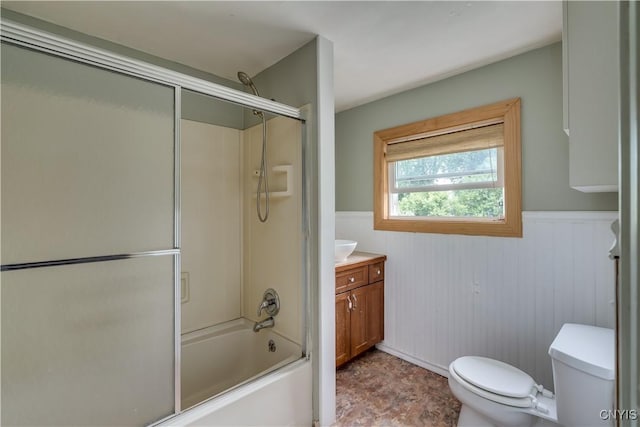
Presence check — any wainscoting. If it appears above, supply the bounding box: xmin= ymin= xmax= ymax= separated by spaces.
xmin=336 ymin=211 xmax=617 ymax=389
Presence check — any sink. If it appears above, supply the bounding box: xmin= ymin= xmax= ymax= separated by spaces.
xmin=335 ymin=240 xmax=357 ymax=262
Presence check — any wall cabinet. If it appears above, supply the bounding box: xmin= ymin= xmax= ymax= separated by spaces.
xmin=563 ymin=0 xmax=619 ymax=192
xmin=335 ymin=252 xmax=385 ymax=367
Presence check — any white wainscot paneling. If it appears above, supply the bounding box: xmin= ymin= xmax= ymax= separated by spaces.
xmin=336 ymin=211 xmax=617 ymax=389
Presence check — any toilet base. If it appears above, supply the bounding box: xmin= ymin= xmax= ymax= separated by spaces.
xmin=457 ymin=405 xmax=496 ymax=427
xmin=457 ymin=404 xmax=558 ymax=427
xmin=456 ymin=403 xmax=559 ymax=427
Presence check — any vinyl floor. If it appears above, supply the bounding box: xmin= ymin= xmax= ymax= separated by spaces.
xmin=334 ymin=349 xmax=461 ymax=427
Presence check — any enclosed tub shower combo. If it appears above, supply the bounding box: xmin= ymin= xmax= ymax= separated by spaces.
xmin=1 ymin=18 xmax=310 ymax=426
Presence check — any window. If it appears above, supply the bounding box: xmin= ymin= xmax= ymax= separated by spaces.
xmin=374 ymin=98 xmax=522 ymax=237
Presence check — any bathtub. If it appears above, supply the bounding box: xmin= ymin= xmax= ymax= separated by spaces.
xmin=180 ymin=318 xmax=303 ymax=410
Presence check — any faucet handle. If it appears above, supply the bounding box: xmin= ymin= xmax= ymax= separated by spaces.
xmin=257 ymin=300 xmax=269 ymax=316
xmin=257 ymin=288 xmax=280 ymax=317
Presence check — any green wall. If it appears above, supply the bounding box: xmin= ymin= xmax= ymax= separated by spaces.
xmin=244 ymin=39 xmax=317 ymax=128
xmin=335 ymin=43 xmax=618 ymax=212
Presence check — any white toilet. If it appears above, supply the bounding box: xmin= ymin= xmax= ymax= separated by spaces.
xmin=448 ymin=323 xmax=615 ymax=427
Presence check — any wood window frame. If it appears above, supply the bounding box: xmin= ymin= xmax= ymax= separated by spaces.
xmin=373 ymin=98 xmax=522 ymax=237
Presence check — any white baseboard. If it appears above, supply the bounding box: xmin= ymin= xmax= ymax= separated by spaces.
xmin=376 ymin=343 xmax=450 ymax=378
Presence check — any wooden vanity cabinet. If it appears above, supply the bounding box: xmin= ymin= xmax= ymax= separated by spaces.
xmin=335 ymin=252 xmax=386 ymax=367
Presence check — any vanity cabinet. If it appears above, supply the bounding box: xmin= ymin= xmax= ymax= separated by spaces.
xmin=335 ymin=252 xmax=386 ymax=367
xmin=563 ymin=0 xmax=619 ymax=192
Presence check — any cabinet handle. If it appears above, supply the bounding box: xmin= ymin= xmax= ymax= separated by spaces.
xmin=349 ymin=277 xmax=355 ymax=283
xmin=347 ymin=296 xmax=353 ymax=310
xmin=352 ymin=294 xmax=357 ymax=308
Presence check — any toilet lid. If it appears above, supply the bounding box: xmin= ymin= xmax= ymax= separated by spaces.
xmin=451 ymin=356 xmax=536 ymax=399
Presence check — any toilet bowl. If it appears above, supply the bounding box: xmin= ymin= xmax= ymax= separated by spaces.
xmin=448 ymin=323 xmax=615 ymax=427
xmin=448 ymin=356 xmax=557 ymax=427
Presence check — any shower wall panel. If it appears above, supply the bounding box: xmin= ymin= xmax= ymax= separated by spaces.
xmin=181 ymin=119 xmax=242 ymax=334
xmin=242 ymin=116 xmax=303 ymax=344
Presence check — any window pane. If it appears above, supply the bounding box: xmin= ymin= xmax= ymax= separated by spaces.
xmin=391 ymin=188 xmax=504 ymax=218
xmin=392 ymin=148 xmax=499 ymax=190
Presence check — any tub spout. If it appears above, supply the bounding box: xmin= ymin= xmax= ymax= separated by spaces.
xmin=253 ymin=316 xmax=275 ymax=332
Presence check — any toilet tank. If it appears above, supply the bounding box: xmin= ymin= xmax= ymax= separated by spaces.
xmin=548 ymin=323 xmax=615 ymax=427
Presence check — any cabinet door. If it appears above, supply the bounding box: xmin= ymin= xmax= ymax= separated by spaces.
xmin=350 ymin=282 xmax=385 ymax=360
xmin=349 ymin=286 xmax=369 ymax=358
xmin=566 ymin=1 xmax=619 ymax=192
xmin=365 ymin=281 xmax=384 ymax=345
xmin=335 ymin=292 xmax=351 ymax=366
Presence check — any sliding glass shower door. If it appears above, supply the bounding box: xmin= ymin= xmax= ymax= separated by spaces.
xmin=1 ymin=43 xmax=178 ymax=426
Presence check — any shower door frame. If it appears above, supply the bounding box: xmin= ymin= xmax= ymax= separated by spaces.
xmin=1 ymin=17 xmax=311 ymax=422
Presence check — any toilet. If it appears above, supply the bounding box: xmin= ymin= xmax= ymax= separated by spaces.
xmin=448 ymin=323 xmax=615 ymax=427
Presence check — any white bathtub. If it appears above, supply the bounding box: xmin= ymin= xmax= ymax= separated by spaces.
xmin=181 ymin=318 xmax=303 ymax=410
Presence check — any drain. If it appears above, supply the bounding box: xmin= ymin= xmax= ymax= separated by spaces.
xmin=268 ymin=339 xmax=276 ymax=352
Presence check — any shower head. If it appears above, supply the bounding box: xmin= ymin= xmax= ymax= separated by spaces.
xmin=237 ymin=71 xmax=253 ymax=86
xmin=237 ymin=71 xmax=260 ymax=97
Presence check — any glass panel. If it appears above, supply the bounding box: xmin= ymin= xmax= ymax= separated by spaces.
xmin=1 ymin=256 xmax=175 ymax=426
xmin=1 ymin=44 xmax=175 ymax=265
xmin=392 ymin=148 xmax=500 ymax=191
xmin=391 ymin=188 xmax=505 ymax=218
xmin=389 ymin=147 xmax=504 ymax=219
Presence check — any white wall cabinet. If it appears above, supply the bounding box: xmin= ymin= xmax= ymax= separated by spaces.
xmin=563 ymin=0 xmax=619 ymax=192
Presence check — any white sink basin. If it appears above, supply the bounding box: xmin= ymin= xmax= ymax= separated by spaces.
xmin=335 ymin=240 xmax=357 ymax=263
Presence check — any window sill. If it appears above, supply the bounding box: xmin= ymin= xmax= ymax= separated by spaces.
xmin=373 ymin=215 xmax=523 ymax=237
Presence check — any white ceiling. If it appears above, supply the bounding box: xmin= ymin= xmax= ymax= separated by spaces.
xmin=2 ymin=1 xmax=561 ymax=112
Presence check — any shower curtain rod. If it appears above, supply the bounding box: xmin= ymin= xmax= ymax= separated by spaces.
xmin=0 ymin=18 xmax=303 ymax=121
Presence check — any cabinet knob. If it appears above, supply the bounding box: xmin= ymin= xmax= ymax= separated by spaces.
xmin=377 ymin=269 xmax=381 ymax=275
xmin=349 ymin=277 xmax=355 ymax=283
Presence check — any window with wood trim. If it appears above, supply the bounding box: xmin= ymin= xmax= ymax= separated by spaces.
xmin=374 ymin=98 xmax=522 ymax=237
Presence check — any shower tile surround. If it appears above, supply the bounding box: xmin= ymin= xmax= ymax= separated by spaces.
xmin=242 ymin=116 xmax=303 ymax=345
xmin=335 ymin=349 xmax=461 ymax=426
xmin=181 ymin=120 xmax=242 ymax=333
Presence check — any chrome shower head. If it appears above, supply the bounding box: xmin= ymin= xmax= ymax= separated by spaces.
xmin=237 ymin=71 xmax=253 ymax=86
xmin=237 ymin=71 xmax=260 ymax=97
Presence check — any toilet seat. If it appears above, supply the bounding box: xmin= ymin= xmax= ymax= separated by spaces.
xmin=450 ymin=357 xmax=538 ymax=408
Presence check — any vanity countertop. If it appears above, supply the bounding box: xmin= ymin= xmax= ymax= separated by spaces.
xmin=335 ymin=251 xmax=387 ymax=273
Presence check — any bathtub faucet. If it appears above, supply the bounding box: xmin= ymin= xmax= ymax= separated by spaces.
xmin=253 ymin=316 xmax=275 ymax=332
